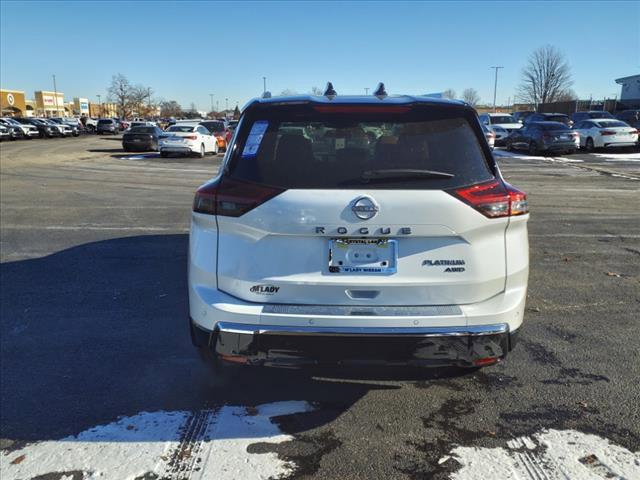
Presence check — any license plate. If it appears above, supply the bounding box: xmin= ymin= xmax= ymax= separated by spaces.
xmin=328 ymin=239 xmax=397 ymax=274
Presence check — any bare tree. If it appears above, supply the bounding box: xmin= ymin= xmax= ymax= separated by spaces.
xmin=462 ymin=88 xmax=480 ymax=106
xmin=107 ymin=73 xmax=132 ymax=118
xmin=518 ymin=45 xmax=573 ymax=108
xmin=310 ymin=86 xmax=323 ymax=95
xmin=159 ymin=100 xmax=182 ymax=118
xmin=442 ymin=88 xmax=456 ymax=99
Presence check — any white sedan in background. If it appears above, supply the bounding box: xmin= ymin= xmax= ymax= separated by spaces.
xmin=478 ymin=113 xmax=522 ymax=146
xmin=573 ymin=119 xmax=639 ymax=151
xmin=160 ymin=124 xmax=218 ymax=157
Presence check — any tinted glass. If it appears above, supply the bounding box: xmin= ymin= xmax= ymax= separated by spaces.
xmin=167 ymin=125 xmax=194 ymax=132
xmin=541 ymin=123 xmax=570 ymax=131
xmin=98 ymin=119 xmax=112 ymax=125
xmin=489 ymin=115 xmax=516 ymax=124
xmin=228 ymin=106 xmax=494 ymax=190
xmin=588 ymin=111 xmax=613 ymax=119
xmin=201 ymin=121 xmax=225 ymax=132
xmin=595 ymin=120 xmax=627 ymax=128
xmin=130 ymin=127 xmax=156 ymax=133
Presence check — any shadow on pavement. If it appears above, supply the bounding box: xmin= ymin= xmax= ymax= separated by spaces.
xmin=0 ymin=235 xmax=426 ymax=445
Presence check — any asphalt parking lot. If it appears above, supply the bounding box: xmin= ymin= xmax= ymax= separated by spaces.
xmin=1 ymin=135 xmax=639 ymax=479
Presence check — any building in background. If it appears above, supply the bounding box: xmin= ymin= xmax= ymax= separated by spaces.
xmin=89 ymin=102 xmax=117 ymax=118
xmin=616 ymin=74 xmax=640 ymax=100
xmin=35 ymin=90 xmax=65 ymax=117
xmin=1 ymin=89 xmax=27 ymax=117
xmin=73 ymin=97 xmax=90 ymax=116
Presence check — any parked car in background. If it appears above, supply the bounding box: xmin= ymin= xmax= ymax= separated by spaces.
xmin=0 ymin=124 xmax=11 ymax=141
xmin=507 ymin=121 xmax=579 ymax=155
xmin=512 ymin=111 xmax=535 ymax=124
xmin=122 ymin=126 xmax=166 ymax=152
xmin=199 ymin=120 xmax=228 ymax=152
xmin=1 ymin=117 xmax=39 ymax=139
xmin=615 ymin=110 xmax=640 ymax=129
xmin=524 ymin=113 xmax=573 ymax=128
xmin=481 ymin=123 xmax=495 ymax=149
xmin=478 ymin=113 xmax=522 ymax=146
xmin=571 ymin=111 xmax=614 ymax=125
xmin=49 ymin=118 xmax=79 ymax=137
xmin=127 ymin=121 xmax=156 ymax=130
xmin=573 ymin=119 xmax=638 ymax=151
xmin=17 ymin=118 xmax=60 ymax=138
xmin=0 ymin=118 xmax=26 ymax=140
xmin=96 ymin=118 xmax=119 ymax=135
xmin=84 ymin=117 xmax=98 ymax=132
xmin=160 ymin=123 xmax=217 ymax=157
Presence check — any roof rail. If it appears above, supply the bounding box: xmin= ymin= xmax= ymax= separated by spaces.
xmin=374 ymin=82 xmax=387 ymax=99
xmin=324 ymin=82 xmax=337 ymax=99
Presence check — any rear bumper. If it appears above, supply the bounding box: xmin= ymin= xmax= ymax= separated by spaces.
xmin=161 ymin=145 xmax=195 ymax=154
xmin=192 ymin=320 xmax=517 ymax=367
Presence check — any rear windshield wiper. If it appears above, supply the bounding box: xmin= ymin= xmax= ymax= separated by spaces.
xmin=361 ymin=169 xmax=454 ymax=181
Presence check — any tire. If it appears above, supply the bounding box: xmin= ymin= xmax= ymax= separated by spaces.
xmin=213 ymin=142 xmax=219 ymax=155
xmin=161 ymin=151 xmax=168 ymax=158
xmin=528 ymin=141 xmax=538 ymax=155
xmin=585 ymin=137 xmax=594 ymax=152
xmin=199 ymin=143 xmax=205 ymax=158
xmin=567 ymin=149 xmax=576 ymax=155
xmin=506 ymin=140 xmax=513 ymax=152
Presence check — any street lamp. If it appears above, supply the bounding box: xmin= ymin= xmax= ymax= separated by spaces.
xmin=96 ymin=94 xmax=102 ymax=118
xmin=490 ymin=66 xmax=504 ymax=112
xmin=225 ymin=98 xmax=229 ymax=110
xmin=52 ymin=74 xmax=59 ymax=117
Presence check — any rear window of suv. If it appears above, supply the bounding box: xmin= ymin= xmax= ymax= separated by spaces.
xmin=227 ymin=105 xmax=494 ymax=189
xmin=98 ymin=119 xmax=113 ymax=125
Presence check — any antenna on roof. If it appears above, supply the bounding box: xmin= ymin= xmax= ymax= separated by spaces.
xmin=324 ymin=82 xmax=337 ymax=99
xmin=374 ymin=83 xmax=387 ymax=99
xmin=262 ymin=91 xmax=272 ymax=99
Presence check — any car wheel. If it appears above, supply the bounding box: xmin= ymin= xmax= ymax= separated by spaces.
xmin=567 ymin=149 xmax=576 ymax=155
xmin=506 ymin=140 xmax=513 ymax=151
xmin=528 ymin=141 xmax=538 ymax=155
xmin=161 ymin=151 xmax=168 ymax=158
xmin=585 ymin=138 xmax=594 ymax=152
xmin=199 ymin=143 xmax=205 ymax=158
xmin=213 ymin=142 xmax=219 ymax=155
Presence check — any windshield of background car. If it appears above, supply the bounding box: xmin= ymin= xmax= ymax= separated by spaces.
xmin=595 ymin=120 xmax=628 ymax=128
xmin=201 ymin=121 xmax=225 ymax=133
xmin=491 ymin=115 xmax=516 ymax=124
xmin=588 ymin=112 xmax=612 ymax=118
xmin=227 ymin=105 xmax=494 ymax=190
xmin=98 ymin=119 xmax=112 ymax=125
xmin=130 ymin=127 xmax=155 ymax=133
xmin=167 ymin=125 xmax=194 ymax=132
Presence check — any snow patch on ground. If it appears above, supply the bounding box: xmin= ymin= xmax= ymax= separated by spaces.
xmin=492 ymin=150 xmax=547 ymax=160
xmin=445 ymin=429 xmax=640 ymax=480
xmin=0 ymin=400 xmax=313 ymax=480
xmin=591 ymin=152 xmax=640 ymax=161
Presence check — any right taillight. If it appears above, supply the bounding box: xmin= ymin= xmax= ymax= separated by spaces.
xmin=193 ymin=177 xmax=284 ymax=217
xmin=448 ymin=180 xmax=528 ymax=218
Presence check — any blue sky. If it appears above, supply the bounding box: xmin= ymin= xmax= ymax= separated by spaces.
xmin=1 ymin=1 xmax=638 ymax=110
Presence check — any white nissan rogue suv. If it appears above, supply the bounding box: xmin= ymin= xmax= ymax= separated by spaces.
xmin=189 ymin=84 xmax=529 ymax=369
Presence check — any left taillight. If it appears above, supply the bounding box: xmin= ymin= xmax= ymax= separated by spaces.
xmin=193 ymin=177 xmax=284 ymax=217
xmin=448 ymin=179 xmax=528 ymax=218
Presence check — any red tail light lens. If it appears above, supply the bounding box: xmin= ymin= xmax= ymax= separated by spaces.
xmin=193 ymin=177 xmax=284 ymax=217
xmin=449 ymin=180 xmax=528 ymax=218
xmin=600 ymin=130 xmax=615 ymax=136
xmin=185 ymin=135 xmax=198 ymax=140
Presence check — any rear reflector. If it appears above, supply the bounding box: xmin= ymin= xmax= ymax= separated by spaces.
xmin=448 ymin=179 xmax=528 ymax=218
xmin=193 ymin=177 xmax=284 ymax=217
xmin=473 ymin=357 xmax=499 ymax=366
xmin=185 ymin=135 xmax=198 ymax=140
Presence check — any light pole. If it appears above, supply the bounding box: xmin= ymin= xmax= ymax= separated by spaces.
xmin=209 ymin=93 xmax=214 ymax=114
xmin=52 ymin=74 xmax=59 ymax=117
xmin=263 ymin=77 xmax=267 ymax=94
xmin=490 ymin=66 xmax=503 ymax=112
xmin=96 ymin=94 xmax=102 ymax=118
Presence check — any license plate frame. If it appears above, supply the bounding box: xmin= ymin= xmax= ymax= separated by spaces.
xmin=328 ymin=238 xmax=397 ymax=274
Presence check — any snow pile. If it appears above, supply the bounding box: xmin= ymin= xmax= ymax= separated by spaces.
xmin=1 ymin=401 xmax=313 ymax=480
xmin=446 ymin=429 xmax=640 ymax=479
